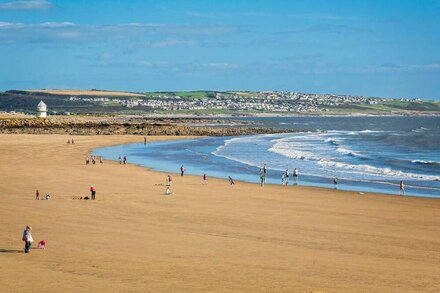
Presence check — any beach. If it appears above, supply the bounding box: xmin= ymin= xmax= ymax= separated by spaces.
xmin=1 ymin=134 xmax=439 ymax=292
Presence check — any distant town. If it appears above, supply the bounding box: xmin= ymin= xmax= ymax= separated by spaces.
xmin=1 ymin=90 xmax=439 ymax=115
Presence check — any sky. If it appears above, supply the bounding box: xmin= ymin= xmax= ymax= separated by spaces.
xmin=0 ymin=0 xmax=439 ymax=100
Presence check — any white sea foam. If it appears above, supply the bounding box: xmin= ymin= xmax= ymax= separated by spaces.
xmin=336 ymin=147 xmax=362 ymax=157
xmin=214 ymin=132 xmax=440 ymax=182
xmin=411 ymin=160 xmax=439 ymax=165
xmin=316 ymin=159 xmax=438 ymax=181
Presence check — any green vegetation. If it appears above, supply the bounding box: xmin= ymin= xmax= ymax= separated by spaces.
xmin=1 ymin=90 xmax=439 ymax=115
xmin=325 ymin=101 xmax=440 ymax=113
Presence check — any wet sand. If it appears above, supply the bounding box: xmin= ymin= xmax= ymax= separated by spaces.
xmin=0 ymin=134 xmax=439 ymax=292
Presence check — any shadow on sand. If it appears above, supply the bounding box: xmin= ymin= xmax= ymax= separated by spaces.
xmin=0 ymin=248 xmax=23 ymax=253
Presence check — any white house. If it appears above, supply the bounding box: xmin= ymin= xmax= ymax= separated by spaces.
xmin=37 ymin=100 xmax=47 ymax=118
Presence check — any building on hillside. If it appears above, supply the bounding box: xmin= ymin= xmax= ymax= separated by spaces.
xmin=37 ymin=100 xmax=47 ymax=118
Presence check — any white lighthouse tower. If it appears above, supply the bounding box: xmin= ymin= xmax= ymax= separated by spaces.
xmin=36 ymin=100 xmax=47 ymax=118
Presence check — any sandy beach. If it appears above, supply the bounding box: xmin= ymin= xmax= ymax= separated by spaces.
xmin=0 ymin=134 xmax=439 ymax=292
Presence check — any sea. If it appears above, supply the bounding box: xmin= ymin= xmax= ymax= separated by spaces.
xmin=93 ymin=116 xmax=440 ymax=198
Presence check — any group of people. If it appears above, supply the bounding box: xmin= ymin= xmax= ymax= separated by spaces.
xmin=164 ymin=167 xmax=211 ymax=195
xmin=86 ymin=155 xmax=103 ymax=165
xmin=280 ymin=168 xmax=299 ymax=186
xmin=22 ymin=226 xmax=46 ymax=253
xmin=118 ymin=156 xmax=127 ymax=165
xmin=35 ymin=190 xmax=51 ymax=200
xmin=67 ymin=139 xmax=75 ymax=144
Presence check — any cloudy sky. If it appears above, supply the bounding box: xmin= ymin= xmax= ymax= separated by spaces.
xmin=1 ymin=0 xmax=439 ymax=99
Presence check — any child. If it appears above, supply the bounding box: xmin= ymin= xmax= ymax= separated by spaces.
xmin=203 ymin=174 xmax=208 ymax=184
xmin=166 ymin=175 xmax=172 ymax=186
xmin=37 ymin=240 xmax=46 ymax=249
xmin=260 ymin=174 xmax=265 ymax=187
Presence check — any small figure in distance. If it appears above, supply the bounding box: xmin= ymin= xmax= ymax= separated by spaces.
xmin=399 ymin=180 xmax=405 ymax=195
xmin=203 ymin=173 xmax=208 ymax=185
xmin=180 ymin=165 xmax=185 ymax=177
xmin=37 ymin=239 xmax=46 ymax=249
xmin=260 ymin=174 xmax=265 ymax=187
xmin=118 ymin=156 xmax=122 ymax=164
xmin=67 ymin=139 xmax=70 ymax=144
xmin=228 ymin=176 xmax=235 ymax=185
xmin=90 ymin=185 xmax=96 ymax=200
xmin=85 ymin=157 xmax=90 ymax=165
xmin=35 ymin=189 xmax=40 ymax=200
xmin=165 ymin=186 xmax=172 ymax=195
xmin=123 ymin=156 xmax=127 ymax=164
xmin=22 ymin=225 xmax=33 ymax=253
xmin=333 ymin=176 xmax=338 ymax=189
xmin=144 ymin=137 xmax=147 ymax=145
xmin=293 ymin=168 xmax=299 ymax=185
xmin=166 ymin=175 xmax=172 ymax=186
xmin=100 ymin=156 xmax=103 ymax=164
xmin=71 ymin=139 xmax=74 ymax=144
xmin=92 ymin=156 xmax=96 ymax=165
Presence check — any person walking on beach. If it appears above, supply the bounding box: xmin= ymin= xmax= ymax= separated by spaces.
xmin=71 ymin=139 xmax=75 ymax=144
xmin=180 ymin=165 xmax=185 ymax=176
xmin=333 ymin=177 xmax=338 ymax=189
xmin=123 ymin=156 xmax=127 ymax=164
xmin=284 ymin=169 xmax=289 ymax=186
xmin=118 ymin=156 xmax=122 ymax=164
xmin=399 ymin=180 xmax=405 ymax=195
xmin=203 ymin=174 xmax=208 ymax=184
xmin=263 ymin=164 xmax=267 ymax=183
xmin=67 ymin=139 xmax=70 ymax=144
xmin=166 ymin=175 xmax=172 ymax=186
xmin=35 ymin=190 xmax=40 ymax=200
xmin=260 ymin=174 xmax=265 ymax=187
xmin=90 ymin=185 xmax=96 ymax=200
xmin=228 ymin=176 xmax=235 ymax=185
xmin=22 ymin=225 xmax=33 ymax=253
xmin=99 ymin=156 xmax=103 ymax=164
xmin=293 ymin=168 xmax=299 ymax=185
xmin=85 ymin=157 xmax=89 ymax=165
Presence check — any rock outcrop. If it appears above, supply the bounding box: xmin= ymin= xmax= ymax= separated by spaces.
xmin=0 ymin=117 xmax=293 ymax=136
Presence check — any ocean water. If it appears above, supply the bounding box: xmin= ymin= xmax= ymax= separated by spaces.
xmin=94 ymin=116 xmax=440 ymax=198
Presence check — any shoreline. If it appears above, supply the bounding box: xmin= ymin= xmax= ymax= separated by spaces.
xmin=1 ymin=134 xmax=440 ymax=292
xmin=93 ymin=138 xmax=440 ymax=199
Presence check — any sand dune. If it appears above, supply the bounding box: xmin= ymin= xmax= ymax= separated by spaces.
xmin=0 ymin=134 xmax=439 ymax=292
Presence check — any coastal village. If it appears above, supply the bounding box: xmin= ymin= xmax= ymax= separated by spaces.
xmin=1 ymin=89 xmax=435 ymax=116
xmin=68 ymin=91 xmax=422 ymax=113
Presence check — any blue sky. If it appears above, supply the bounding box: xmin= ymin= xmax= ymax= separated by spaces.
xmin=0 ymin=0 xmax=439 ymax=99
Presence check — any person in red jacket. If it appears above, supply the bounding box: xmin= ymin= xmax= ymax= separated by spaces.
xmin=90 ymin=185 xmax=97 ymax=200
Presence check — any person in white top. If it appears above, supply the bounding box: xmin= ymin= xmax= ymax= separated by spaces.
xmin=293 ymin=168 xmax=299 ymax=185
xmin=22 ymin=225 xmax=33 ymax=253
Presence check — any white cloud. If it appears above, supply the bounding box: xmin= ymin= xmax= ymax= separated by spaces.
xmin=0 ymin=21 xmax=237 ymax=44
xmin=0 ymin=0 xmax=52 ymax=10
xmin=144 ymin=38 xmax=196 ymax=47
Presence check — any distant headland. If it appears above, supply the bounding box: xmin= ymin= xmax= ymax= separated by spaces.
xmin=1 ymin=89 xmax=439 ymax=116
